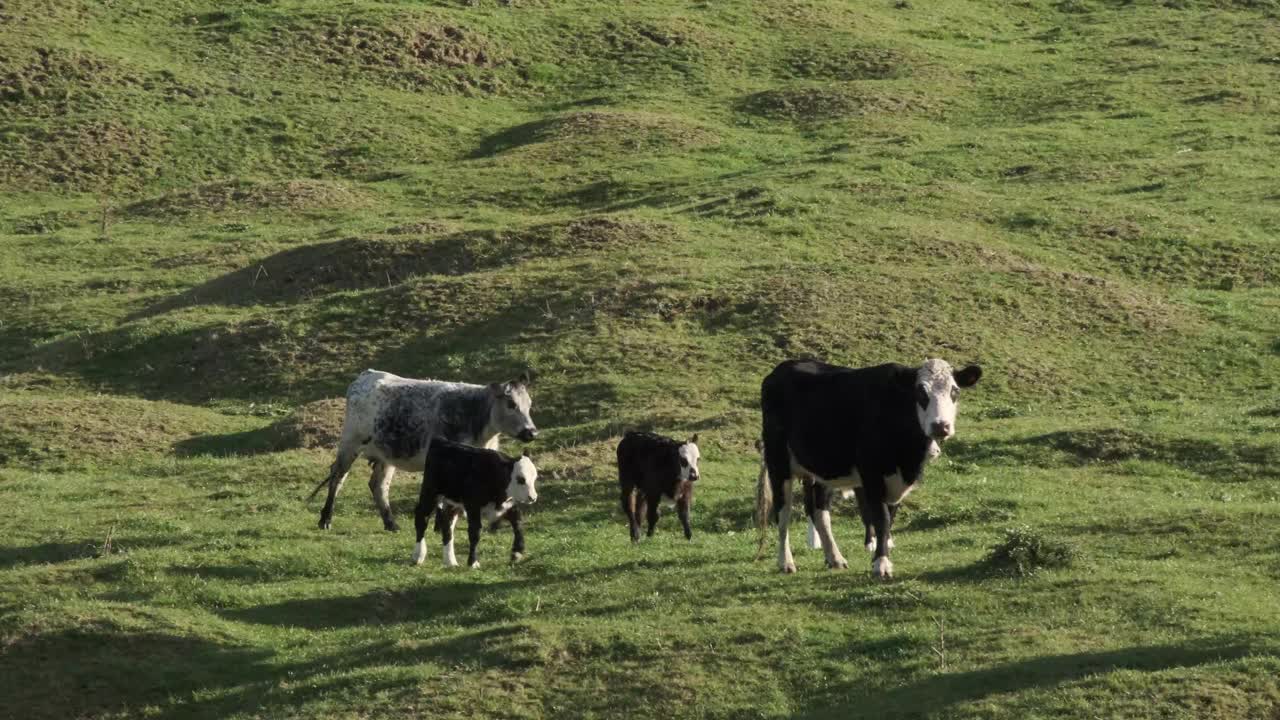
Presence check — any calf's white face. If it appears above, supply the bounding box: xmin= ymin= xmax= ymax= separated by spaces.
xmin=678 ymin=434 xmax=701 ymax=482
xmin=914 ymin=359 xmax=982 ymax=441
xmin=507 ymin=453 xmax=538 ymax=504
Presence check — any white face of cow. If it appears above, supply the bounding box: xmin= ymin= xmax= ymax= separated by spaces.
xmin=914 ymin=359 xmax=982 ymax=442
xmin=489 ymin=376 xmax=538 ymax=443
xmin=677 ymin=434 xmax=701 ymax=482
xmin=507 ymin=453 xmax=538 ymax=504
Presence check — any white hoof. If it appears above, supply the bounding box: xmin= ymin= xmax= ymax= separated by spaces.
xmin=872 ymin=556 xmax=894 ymax=579
xmin=511 ymin=551 xmax=524 ymax=564
xmin=827 ymin=555 xmax=849 ymax=570
xmin=469 ymin=561 xmax=480 ymax=570
xmin=887 ymin=536 xmax=895 ymax=551
xmin=412 ymin=540 xmax=426 ymax=566
xmin=780 ymin=560 xmax=797 ymax=574
xmin=865 ymin=538 xmax=877 ymax=554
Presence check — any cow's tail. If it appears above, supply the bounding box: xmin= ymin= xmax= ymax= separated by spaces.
xmin=754 ymin=438 xmax=771 ymax=560
xmin=306 ymin=477 xmax=330 ymax=501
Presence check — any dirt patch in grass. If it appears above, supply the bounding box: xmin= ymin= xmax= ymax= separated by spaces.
xmin=1097 ymin=237 xmax=1280 ymax=288
xmin=738 ymin=85 xmax=928 ymax=122
xmin=471 ymin=111 xmax=718 ymax=158
xmin=0 ymin=395 xmax=241 ymax=468
xmin=124 ymin=179 xmax=367 ymax=218
xmin=781 ymin=44 xmax=914 ymax=81
xmin=384 ymin=219 xmax=457 ymax=236
xmin=269 ymin=398 xmax=345 ymax=450
xmin=0 ymin=119 xmax=163 ymax=192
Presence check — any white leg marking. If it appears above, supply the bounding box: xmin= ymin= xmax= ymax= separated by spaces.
xmin=865 ymin=536 xmax=877 ymax=554
xmin=412 ymin=539 xmax=426 ymax=566
xmin=887 ymin=536 xmax=895 ymax=551
xmin=872 ymin=556 xmax=894 ymax=579
xmin=442 ymin=513 xmax=459 ymax=568
xmin=814 ymin=510 xmax=847 ymax=569
xmin=777 ymin=481 xmax=796 ymax=574
xmin=469 ymin=560 xmax=480 ymax=570
xmin=806 ymin=519 xmax=821 ymax=550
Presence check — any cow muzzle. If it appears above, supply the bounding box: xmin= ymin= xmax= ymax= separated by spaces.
xmin=929 ymin=421 xmax=953 ymax=440
xmin=518 ymin=428 xmax=538 ymax=442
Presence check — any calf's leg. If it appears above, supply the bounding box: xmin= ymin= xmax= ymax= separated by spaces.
xmin=506 ymin=506 xmax=525 ymax=563
xmin=465 ymin=506 xmax=483 ymax=569
xmin=645 ymin=493 xmax=661 ymax=537
xmin=368 ymin=461 xmax=398 ymax=532
xmin=676 ymin=494 xmax=693 ymax=541
xmin=411 ymin=479 xmax=435 ymax=565
xmin=438 ymin=506 xmax=461 ymax=568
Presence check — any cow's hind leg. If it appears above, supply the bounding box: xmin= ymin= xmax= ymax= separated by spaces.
xmin=506 ymin=507 xmax=525 ymax=563
xmin=318 ymin=437 xmax=360 ymax=530
xmin=803 ymin=479 xmax=821 ymax=550
xmin=621 ymin=484 xmax=641 ymax=543
xmin=809 ymin=482 xmax=847 ymax=570
xmin=368 ymin=461 xmax=398 ymax=532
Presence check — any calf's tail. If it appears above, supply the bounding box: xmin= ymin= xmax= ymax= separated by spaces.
xmin=754 ymin=438 xmax=772 ymax=560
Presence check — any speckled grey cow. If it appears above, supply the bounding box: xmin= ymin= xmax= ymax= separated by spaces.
xmin=309 ymin=369 xmax=538 ymax=532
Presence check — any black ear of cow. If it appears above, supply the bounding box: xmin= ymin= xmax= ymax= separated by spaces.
xmin=516 ymin=368 xmax=535 ymax=386
xmin=954 ymin=365 xmax=983 ymax=387
xmin=487 ymin=382 xmax=505 ymax=396
xmin=522 ymin=449 xmax=531 ymax=459
xmin=689 ymin=433 xmax=699 ymax=445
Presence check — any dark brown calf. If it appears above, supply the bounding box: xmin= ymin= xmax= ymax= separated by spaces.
xmin=617 ymin=431 xmax=702 ymax=542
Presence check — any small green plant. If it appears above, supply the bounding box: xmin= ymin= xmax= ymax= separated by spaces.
xmin=986 ymin=525 xmax=1076 ymax=577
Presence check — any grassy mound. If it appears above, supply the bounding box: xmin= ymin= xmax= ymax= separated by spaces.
xmin=473 ymin=110 xmax=718 ymax=158
xmin=124 ymin=179 xmax=367 ymax=218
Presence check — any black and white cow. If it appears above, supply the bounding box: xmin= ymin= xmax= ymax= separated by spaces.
xmin=617 ymin=431 xmax=702 ymax=542
xmin=755 ymin=358 xmax=981 ymax=578
xmin=308 ymin=369 xmax=537 ymax=532
xmin=412 ymin=439 xmax=539 ymax=568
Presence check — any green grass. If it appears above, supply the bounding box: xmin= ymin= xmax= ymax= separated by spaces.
xmin=2 ymin=0 xmax=1280 ymax=717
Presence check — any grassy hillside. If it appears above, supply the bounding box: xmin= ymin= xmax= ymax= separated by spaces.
xmin=2 ymin=1 xmax=1279 ymax=718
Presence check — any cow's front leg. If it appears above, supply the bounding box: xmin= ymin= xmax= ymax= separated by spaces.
xmin=860 ymin=488 xmax=893 ymax=579
xmin=465 ymin=505 xmax=483 ymax=569
xmin=676 ymin=495 xmax=693 ymax=541
xmin=645 ymin=493 xmax=661 ymax=537
xmin=506 ymin=506 xmax=525 ymax=563
xmin=438 ymin=506 xmax=460 ymax=568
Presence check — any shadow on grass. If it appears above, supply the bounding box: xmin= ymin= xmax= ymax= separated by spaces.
xmin=801 ymin=639 xmax=1258 ymax=719
xmin=0 ymin=536 xmax=181 ymax=569
xmin=0 ymin=621 xmax=538 ymax=720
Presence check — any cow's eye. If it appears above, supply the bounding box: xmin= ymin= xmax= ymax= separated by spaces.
xmin=507 ymin=399 xmax=517 ymax=410
xmin=516 ymin=475 xmax=526 ymax=485
xmin=950 ymin=388 xmax=959 ymax=401
xmin=679 ymin=458 xmax=689 ymax=467
xmin=916 ymin=385 xmax=930 ymax=407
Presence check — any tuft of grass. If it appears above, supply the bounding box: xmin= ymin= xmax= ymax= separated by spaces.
xmin=986 ymin=525 xmax=1078 ymax=577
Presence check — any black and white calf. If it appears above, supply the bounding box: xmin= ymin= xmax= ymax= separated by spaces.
xmin=755 ymin=358 xmax=981 ymax=578
xmin=412 ymin=439 xmax=539 ymax=568
xmin=617 ymin=431 xmax=701 ymax=542
xmin=309 ymin=369 xmax=537 ymax=532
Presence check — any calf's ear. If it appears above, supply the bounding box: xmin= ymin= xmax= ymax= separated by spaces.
xmin=954 ymin=365 xmax=983 ymax=388
xmin=522 ymin=449 xmax=531 ymax=459
xmin=516 ymin=369 xmax=536 ymax=386
xmin=689 ymin=433 xmax=699 ymax=445
xmin=488 ymin=382 xmax=505 ymax=397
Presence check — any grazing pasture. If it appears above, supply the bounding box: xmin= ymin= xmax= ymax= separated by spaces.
xmin=2 ymin=1 xmax=1279 ymax=718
